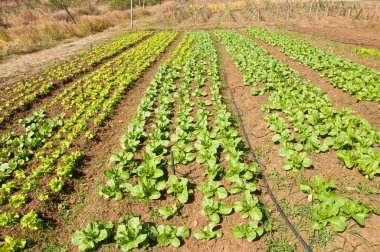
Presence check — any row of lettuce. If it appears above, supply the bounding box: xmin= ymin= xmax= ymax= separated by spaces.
xmin=0 ymin=31 xmax=178 ymax=251
xmin=2 ymin=28 xmax=378 ymax=251
xmin=0 ymin=31 xmax=153 ymax=124
xmin=215 ymin=30 xmax=377 ymax=238
xmin=70 ymin=32 xmax=270 ymax=251
xmin=216 ymin=30 xmax=379 ymax=178
xmin=245 ymin=28 xmax=380 ymax=104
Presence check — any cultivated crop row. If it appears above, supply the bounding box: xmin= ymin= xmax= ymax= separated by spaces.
xmin=0 ymin=31 xmax=177 ymax=251
xmin=71 ymin=31 xmax=269 ymax=251
xmin=216 ymin=30 xmax=379 ymax=179
xmin=215 ymin=30 xmax=377 ymax=233
xmin=0 ymin=31 xmax=152 ymax=123
xmin=245 ymin=28 xmax=380 ymax=103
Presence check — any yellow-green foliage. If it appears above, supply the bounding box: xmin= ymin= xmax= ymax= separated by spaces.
xmin=355 ymin=47 xmax=380 ymax=57
xmin=0 ymin=29 xmax=10 ymax=42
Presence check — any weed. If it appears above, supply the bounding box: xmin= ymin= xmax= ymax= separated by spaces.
xmin=41 ymin=241 xmax=69 ymax=252
xmin=57 ymin=202 xmax=71 ymax=224
xmin=0 ymin=29 xmax=10 ymax=42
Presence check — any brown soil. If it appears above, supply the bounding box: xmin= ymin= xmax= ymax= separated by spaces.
xmin=241 ymin=31 xmax=380 ymax=132
xmin=39 ymin=32 xmax=270 ymax=252
xmin=285 ymin=25 xmax=380 ymax=51
xmin=214 ymin=31 xmax=310 ymax=250
xmin=0 ymin=26 xmax=135 ymax=85
xmin=26 ymin=32 xmax=183 ymax=251
xmin=0 ymin=33 xmax=154 ymax=134
xmin=1 ymin=20 xmax=379 ymax=251
xmin=273 ymin=28 xmax=380 ymax=72
xmin=214 ymin=31 xmax=380 ymax=252
xmin=0 ymin=33 xmax=154 ymax=131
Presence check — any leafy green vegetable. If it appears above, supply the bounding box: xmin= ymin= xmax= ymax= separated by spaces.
xmin=201 ymin=197 xmax=233 ymax=223
xmin=233 ymin=191 xmax=263 ymax=220
xmin=167 ymin=175 xmax=193 ymax=204
xmin=300 ymin=176 xmax=375 ymax=232
xmin=193 ymin=222 xmax=223 ymax=240
xmin=115 ymin=216 xmax=152 ymax=252
xmin=246 ymin=28 xmax=380 ymax=103
xmin=0 ymin=212 xmax=20 ymax=226
xmin=198 ymin=180 xmax=228 ymax=199
xmin=156 ymin=225 xmax=190 ymax=247
xmin=231 ymin=220 xmax=265 ymax=241
xmin=0 ymin=236 xmax=27 ymax=252
xmin=8 ymin=193 xmax=28 ymax=208
xmin=216 ymin=29 xmax=379 ymax=178
xmin=157 ymin=203 xmax=179 ymax=220
xmin=48 ymin=177 xmax=65 ymax=192
xmin=71 ymin=220 xmax=114 ymax=251
xmin=20 ymin=210 xmax=44 ymax=231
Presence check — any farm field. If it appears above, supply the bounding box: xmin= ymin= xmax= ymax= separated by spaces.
xmin=0 ymin=26 xmax=379 ymax=252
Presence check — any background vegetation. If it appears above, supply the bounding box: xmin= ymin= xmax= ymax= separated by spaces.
xmin=1 ymin=0 xmax=379 ymax=61
xmin=0 ymin=0 xmax=161 ymax=60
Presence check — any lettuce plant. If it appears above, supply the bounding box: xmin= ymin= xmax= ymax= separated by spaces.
xmin=115 ymin=216 xmax=154 ymax=252
xmin=0 ymin=236 xmax=27 ymax=252
xmin=197 ymin=180 xmax=228 ymax=199
xmin=233 ymin=191 xmax=263 ymax=220
xmin=0 ymin=212 xmax=20 ymax=226
xmin=166 ymin=175 xmax=193 ymax=204
xmin=48 ymin=177 xmax=65 ymax=192
xmin=20 ymin=210 xmax=44 ymax=231
xmin=231 ymin=220 xmax=265 ymax=241
xmin=201 ymin=197 xmax=233 ymax=223
xmin=157 ymin=203 xmax=179 ymax=220
xmin=71 ymin=220 xmax=114 ymax=251
xmin=156 ymin=225 xmax=190 ymax=247
xmin=8 ymin=193 xmax=28 ymax=208
xmin=193 ymin=222 xmax=222 ymax=240
xmin=300 ymin=176 xmax=375 ymax=232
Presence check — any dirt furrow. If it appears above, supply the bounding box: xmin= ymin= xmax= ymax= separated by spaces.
xmin=275 ymin=29 xmax=380 ymax=72
xmin=34 ymin=33 xmax=183 ymax=251
xmin=241 ymin=31 xmax=380 ymax=131
xmin=0 ymin=33 xmax=154 ymax=130
xmin=214 ymin=31 xmax=380 ymax=252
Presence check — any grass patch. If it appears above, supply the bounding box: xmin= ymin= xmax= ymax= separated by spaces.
xmin=41 ymin=241 xmax=70 ymax=252
xmin=0 ymin=29 xmax=10 ymax=42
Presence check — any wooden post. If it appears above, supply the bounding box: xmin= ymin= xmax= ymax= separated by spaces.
xmin=308 ymin=0 xmax=313 ymax=19
xmin=60 ymin=0 xmax=76 ymax=24
xmin=130 ymin=0 xmax=134 ymax=29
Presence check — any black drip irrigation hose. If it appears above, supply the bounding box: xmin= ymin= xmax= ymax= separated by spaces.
xmin=170 ymin=150 xmax=200 ymax=179
xmin=231 ymin=85 xmax=249 ymax=92
xmin=226 ymin=82 xmax=313 ymax=252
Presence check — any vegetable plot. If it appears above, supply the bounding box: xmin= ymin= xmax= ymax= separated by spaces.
xmin=245 ymin=28 xmax=380 ymax=103
xmin=73 ymin=32 xmax=269 ymax=251
xmin=0 ymin=31 xmax=152 ymax=123
xmin=215 ymin=30 xmax=380 ymax=179
xmin=300 ymin=176 xmax=375 ymax=232
xmin=0 ymin=31 xmax=177 ymax=251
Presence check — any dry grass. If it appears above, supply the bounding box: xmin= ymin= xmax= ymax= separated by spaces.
xmin=157 ymin=0 xmax=380 ymax=29
xmin=1 ymin=0 xmax=379 ymax=60
xmin=0 ymin=0 xmax=153 ymax=60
